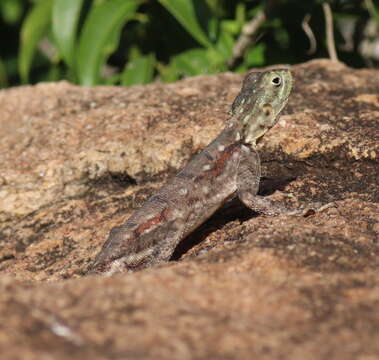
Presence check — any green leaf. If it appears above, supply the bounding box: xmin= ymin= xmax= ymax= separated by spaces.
xmin=170 ymin=45 xmax=229 ymax=78
xmin=215 ymin=21 xmax=235 ymax=59
xmin=1 ymin=0 xmax=23 ymax=24
xmin=235 ymin=1 xmax=246 ymax=24
xmin=221 ymin=19 xmax=241 ymax=35
xmin=46 ymin=63 xmax=61 ymax=82
xmin=156 ymin=62 xmax=179 ymax=83
xmin=370 ymin=2 xmax=379 ymax=26
xmin=158 ymin=0 xmax=212 ymax=48
xmin=19 ymin=0 xmax=53 ymax=83
xmin=52 ymin=0 xmax=84 ymax=70
xmin=104 ymin=74 xmax=121 ymax=85
xmin=245 ymin=43 xmax=266 ymax=67
xmin=171 ymin=48 xmax=212 ymax=76
xmin=121 ymin=53 xmax=155 ymax=86
xmin=76 ymin=0 xmax=139 ymax=86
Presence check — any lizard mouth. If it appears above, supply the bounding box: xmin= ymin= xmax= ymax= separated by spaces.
xmin=89 ymin=258 xmax=125 ymax=276
xmin=88 ymin=261 xmax=110 ymax=275
xmin=88 ymin=254 xmax=152 ymax=275
xmin=88 ymin=253 xmax=123 ymax=274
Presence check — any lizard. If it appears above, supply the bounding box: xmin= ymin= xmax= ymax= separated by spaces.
xmin=90 ymin=68 xmax=304 ymax=275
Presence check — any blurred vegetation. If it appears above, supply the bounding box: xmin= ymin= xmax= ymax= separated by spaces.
xmin=0 ymin=0 xmax=379 ymax=88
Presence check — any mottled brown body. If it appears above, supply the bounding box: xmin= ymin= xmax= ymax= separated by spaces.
xmin=91 ymin=69 xmax=294 ymax=275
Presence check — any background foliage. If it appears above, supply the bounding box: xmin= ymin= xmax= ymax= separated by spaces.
xmin=0 ymin=0 xmax=379 ymax=88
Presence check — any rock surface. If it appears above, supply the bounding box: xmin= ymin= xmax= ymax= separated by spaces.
xmin=0 ymin=59 xmax=378 ymax=359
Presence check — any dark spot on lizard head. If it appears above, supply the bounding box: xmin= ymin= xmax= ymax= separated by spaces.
xmin=262 ymin=103 xmax=273 ymax=117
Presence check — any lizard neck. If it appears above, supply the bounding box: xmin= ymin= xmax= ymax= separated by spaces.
xmin=216 ymin=114 xmax=255 ymax=148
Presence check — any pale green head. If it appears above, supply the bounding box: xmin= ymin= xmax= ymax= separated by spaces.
xmin=231 ymin=69 xmax=293 ymax=145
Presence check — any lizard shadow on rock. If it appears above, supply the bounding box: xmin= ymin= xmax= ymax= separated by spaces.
xmin=171 ymin=176 xmax=296 ymax=261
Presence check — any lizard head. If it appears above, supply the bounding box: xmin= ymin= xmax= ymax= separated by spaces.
xmin=231 ymin=68 xmax=293 ymax=145
xmin=88 ymin=225 xmax=158 ymax=276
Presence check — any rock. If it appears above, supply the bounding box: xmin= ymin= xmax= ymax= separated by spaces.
xmin=0 ymin=59 xmax=378 ymax=359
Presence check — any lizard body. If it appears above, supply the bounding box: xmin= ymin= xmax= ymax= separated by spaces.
xmin=90 ymin=69 xmax=294 ymax=275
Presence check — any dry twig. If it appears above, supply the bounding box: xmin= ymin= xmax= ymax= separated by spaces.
xmin=227 ymin=10 xmax=266 ymax=68
xmin=322 ymin=2 xmax=338 ymax=61
xmin=302 ymin=14 xmax=317 ymax=55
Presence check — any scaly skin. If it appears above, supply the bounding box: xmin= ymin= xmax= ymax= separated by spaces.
xmin=90 ymin=69 xmax=293 ymax=275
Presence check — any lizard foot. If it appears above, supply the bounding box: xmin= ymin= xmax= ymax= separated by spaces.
xmin=299 ymin=201 xmax=337 ymax=217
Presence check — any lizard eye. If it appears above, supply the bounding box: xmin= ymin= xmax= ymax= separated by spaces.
xmin=271 ymin=76 xmax=281 ymax=86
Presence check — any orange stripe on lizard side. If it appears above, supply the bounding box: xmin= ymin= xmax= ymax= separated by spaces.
xmin=210 ymin=143 xmax=240 ymax=177
xmin=134 ymin=208 xmax=169 ymax=236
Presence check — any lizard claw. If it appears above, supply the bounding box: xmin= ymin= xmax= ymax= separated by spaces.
xmin=300 ymin=201 xmax=337 ymax=217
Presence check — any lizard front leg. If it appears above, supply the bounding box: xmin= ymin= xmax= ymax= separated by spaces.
xmin=236 ymin=144 xmax=303 ymax=216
